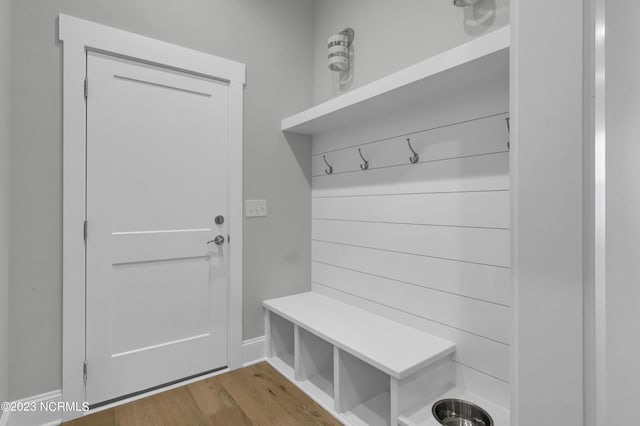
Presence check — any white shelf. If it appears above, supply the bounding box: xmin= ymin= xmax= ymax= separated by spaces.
xmin=343 ymin=392 xmax=391 ymax=426
xmin=398 ymin=387 xmax=510 ymax=426
xmin=281 ymin=26 xmax=509 ymax=135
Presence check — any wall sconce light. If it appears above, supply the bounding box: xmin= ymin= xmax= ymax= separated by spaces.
xmin=328 ymin=28 xmax=354 ymax=72
xmin=453 ymin=0 xmax=480 ymax=6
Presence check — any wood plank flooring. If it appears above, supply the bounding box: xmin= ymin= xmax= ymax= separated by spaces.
xmin=64 ymin=362 xmax=341 ymax=426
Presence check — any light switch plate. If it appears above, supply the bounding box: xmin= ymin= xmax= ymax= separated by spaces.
xmin=245 ymin=199 xmax=267 ymax=217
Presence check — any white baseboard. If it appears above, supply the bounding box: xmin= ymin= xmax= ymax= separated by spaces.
xmin=1 ymin=338 xmax=266 ymax=426
xmin=0 ymin=408 xmax=7 ymax=426
xmin=242 ymin=335 xmax=266 ymax=366
xmin=1 ymin=390 xmax=63 ymax=426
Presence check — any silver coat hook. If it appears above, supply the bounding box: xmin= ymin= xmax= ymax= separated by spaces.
xmin=407 ymin=138 xmax=419 ymax=164
xmin=323 ymin=155 xmax=333 ymax=175
xmin=358 ymin=148 xmax=369 ymax=170
xmin=505 ymin=117 xmax=510 ymax=150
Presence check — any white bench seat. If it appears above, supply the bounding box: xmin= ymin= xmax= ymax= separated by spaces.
xmin=263 ymin=292 xmax=455 ymax=380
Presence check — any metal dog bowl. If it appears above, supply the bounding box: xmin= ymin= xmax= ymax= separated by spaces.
xmin=432 ymin=399 xmax=494 ymax=426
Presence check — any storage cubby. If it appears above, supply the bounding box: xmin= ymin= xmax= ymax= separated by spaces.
xmin=298 ymin=328 xmax=334 ymax=406
xmin=337 ymin=349 xmax=391 ymax=426
xmin=267 ymin=311 xmax=295 ymax=375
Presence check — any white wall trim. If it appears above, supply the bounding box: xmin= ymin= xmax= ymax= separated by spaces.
xmin=591 ymin=0 xmax=607 ymax=424
xmin=511 ymin=1 xmax=585 ymax=424
xmin=58 ymin=15 xmax=245 ymax=84
xmin=509 ymin=12 xmax=519 ymax=424
xmin=58 ymin=14 xmax=245 ymax=421
xmin=242 ymin=336 xmax=266 ymax=367
xmin=0 ymin=390 xmax=63 ymax=426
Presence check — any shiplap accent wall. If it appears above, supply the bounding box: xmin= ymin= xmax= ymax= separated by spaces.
xmin=310 ymin=80 xmax=510 ymax=407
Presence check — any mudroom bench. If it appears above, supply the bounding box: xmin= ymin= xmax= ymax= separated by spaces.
xmin=263 ymin=292 xmax=457 ymax=426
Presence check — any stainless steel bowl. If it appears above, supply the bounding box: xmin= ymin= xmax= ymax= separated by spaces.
xmin=432 ymin=399 xmax=494 ymax=426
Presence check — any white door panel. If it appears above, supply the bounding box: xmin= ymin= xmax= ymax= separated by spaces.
xmin=110 ymin=258 xmax=212 ymax=355
xmin=85 ymin=51 xmax=229 ymax=404
xmin=110 ymin=230 xmax=214 ymax=264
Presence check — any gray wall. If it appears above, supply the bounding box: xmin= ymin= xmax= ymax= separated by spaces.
xmin=0 ymin=0 xmax=10 ymax=406
xmin=312 ymin=0 xmax=509 ymax=103
xmin=9 ymin=0 xmax=314 ymax=400
xmin=605 ymin=2 xmax=640 ymax=423
xmin=511 ymin=0 xmax=584 ymax=424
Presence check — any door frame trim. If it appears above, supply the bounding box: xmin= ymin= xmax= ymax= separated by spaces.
xmin=58 ymin=14 xmax=245 ymax=420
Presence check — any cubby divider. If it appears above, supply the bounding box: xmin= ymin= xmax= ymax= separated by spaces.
xmin=266 ymin=310 xmax=295 ymax=376
xmin=297 ymin=328 xmax=335 ymax=406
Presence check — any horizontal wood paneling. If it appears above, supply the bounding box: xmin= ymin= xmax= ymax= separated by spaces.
xmin=311 ymin=81 xmax=508 ymax=155
xmin=312 ymin=113 xmax=509 ymax=176
xmin=313 ymin=262 xmax=510 ymax=343
xmin=313 ymin=219 xmax=509 ymax=267
xmin=311 ymin=110 xmax=511 ymax=397
xmin=312 ymin=152 xmax=509 ymax=198
xmin=312 ymin=241 xmax=510 ymax=306
xmin=313 ymin=190 xmax=509 ymax=229
xmin=453 ymin=361 xmax=510 ymax=409
xmin=312 ymin=284 xmax=509 ymax=384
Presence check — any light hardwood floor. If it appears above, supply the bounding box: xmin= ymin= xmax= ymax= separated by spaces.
xmin=64 ymin=362 xmax=341 ymax=426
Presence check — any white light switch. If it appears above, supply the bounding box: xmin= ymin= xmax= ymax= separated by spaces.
xmin=245 ymin=199 xmax=267 ymax=217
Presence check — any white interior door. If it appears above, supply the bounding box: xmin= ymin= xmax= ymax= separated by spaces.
xmin=85 ymin=51 xmax=229 ymax=405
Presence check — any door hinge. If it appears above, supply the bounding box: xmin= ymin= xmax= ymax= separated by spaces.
xmin=84 ymin=77 xmax=88 ymax=100
xmin=83 ymin=220 xmax=88 ymax=242
xmin=227 ymin=234 xmax=230 ymax=243
xmin=83 ymin=361 xmax=88 ymax=384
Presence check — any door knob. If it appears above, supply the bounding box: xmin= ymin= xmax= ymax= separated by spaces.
xmin=207 ymin=235 xmax=225 ymax=246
